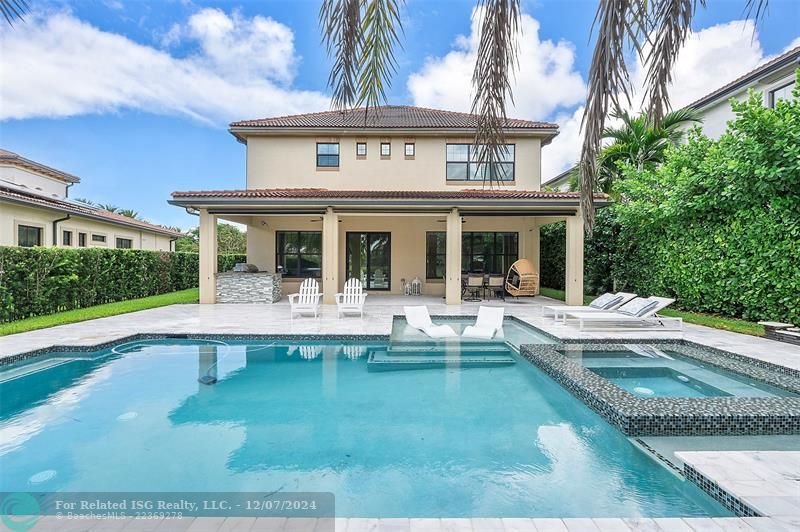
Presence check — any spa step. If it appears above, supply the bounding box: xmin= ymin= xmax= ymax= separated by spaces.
xmin=0 ymin=358 xmax=82 ymax=384
xmin=367 ymin=350 xmax=515 ymax=371
xmin=386 ymin=344 xmax=511 ymax=357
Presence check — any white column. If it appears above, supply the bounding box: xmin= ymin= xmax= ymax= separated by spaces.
xmin=445 ymin=208 xmax=462 ymax=305
xmin=322 ymin=207 xmax=339 ymax=304
xmin=199 ymin=209 xmax=218 ymax=304
xmin=565 ymin=213 xmax=584 ymax=306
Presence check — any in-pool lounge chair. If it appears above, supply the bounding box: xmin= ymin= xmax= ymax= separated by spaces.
xmin=404 ymin=306 xmax=458 ymax=338
xmin=564 ymin=296 xmax=682 ymax=331
xmin=462 ymin=306 xmax=505 ymax=339
xmin=543 ymin=292 xmax=637 ymax=322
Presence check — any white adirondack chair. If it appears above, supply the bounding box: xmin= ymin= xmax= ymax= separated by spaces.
xmin=288 ymin=278 xmax=322 ymax=318
xmin=335 ymin=278 xmax=368 ymax=318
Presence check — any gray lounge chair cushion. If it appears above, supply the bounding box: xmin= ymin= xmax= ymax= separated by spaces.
xmin=589 ymin=293 xmax=623 ymax=309
xmin=617 ymin=297 xmax=658 ymax=317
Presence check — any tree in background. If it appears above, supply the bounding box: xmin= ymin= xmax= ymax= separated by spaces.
xmin=596 ymin=108 xmax=701 ymax=194
xmin=176 ymin=223 xmax=247 ymax=255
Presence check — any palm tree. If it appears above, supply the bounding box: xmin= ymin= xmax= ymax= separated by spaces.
xmin=0 ymin=0 xmax=27 ymax=24
xmin=596 ymin=108 xmax=701 ymax=193
xmin=97 ymin=203 xmax=119 ymax=213
xmin=73 ymin=197 xmax=95 ymax=206
xmin=118 ymin=208 xmax=140 ymax=219
xmin=320 ymin=0 xmax=770 ymax=230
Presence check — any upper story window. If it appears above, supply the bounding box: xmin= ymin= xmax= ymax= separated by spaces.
xmin=405 ymin=143 xmax=415 ymax=157
xmin=116 ymin=237 xmax=133 ymax=249
xmin=446 ymin=143 xmax=515 ymax=181
xmin=62 ymin=230 xmax=73 ymax=246
xmin=316 ymin=143 xmax=340 ymax=167
xmin=92 ymin=234 xmax=107 ymax=244
xmin=356 ymin=142 xmax=367 ymax=157
xmin=769 ymin=82 xmax=795 ymax=108
xmin=78 ymin=232 xmax=87 ymax=247
xmin=18 ymin=225 xmax=42 ymax=247
xmin=380 ymin=142 xmax=391 ymax=157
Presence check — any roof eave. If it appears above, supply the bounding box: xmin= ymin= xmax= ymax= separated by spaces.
xmin=1 ymin=194 xmax=182 ymax=237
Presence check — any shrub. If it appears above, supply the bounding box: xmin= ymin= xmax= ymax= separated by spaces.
xmin=0 ymin=247 xmax=246 ymax=322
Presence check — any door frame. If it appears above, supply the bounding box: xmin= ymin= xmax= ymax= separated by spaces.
xmin=345 ymin=231 xmax=392 ymax=291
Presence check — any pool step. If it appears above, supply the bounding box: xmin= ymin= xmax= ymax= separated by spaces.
xmin=386 ymin=343 xmax=511 ymax=357
xmin=0 ymin=358 xmax=82 ymax=383
xmin=367 ymin=350 xmax=515 ymax=372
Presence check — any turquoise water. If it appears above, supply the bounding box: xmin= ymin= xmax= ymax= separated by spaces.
xmin=0 ymin=339 xmax=731 ymax=517
xmin=569 ymin=348 xmax=796 ymax=398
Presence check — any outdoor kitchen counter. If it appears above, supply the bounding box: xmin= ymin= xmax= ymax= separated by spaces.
xmin=215 ymin=272 xmax=282 ymax=303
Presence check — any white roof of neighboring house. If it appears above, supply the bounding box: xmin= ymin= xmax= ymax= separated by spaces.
xmin=0 ymin=148 xmax=81 ymax=184
xmin=686 ymin=45 xmax=800 ymax=110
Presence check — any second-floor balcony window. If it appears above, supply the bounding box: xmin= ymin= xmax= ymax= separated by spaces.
xmin=316 ymin=143 xmax=340 ymax=167
xmin=446 ymin=143 xmax=515 ymax=181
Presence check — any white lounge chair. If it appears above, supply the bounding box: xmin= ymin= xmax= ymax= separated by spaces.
xmin=288 ymin=278 xmax=322 ymax=318
xmin=404 ymin=306 xmax=457 ymax=338
xmin=543 ymin=292 xmax=637 ymax=321
xmin=564 ymin=296 xmax=682 ymax=331
xmin=462 ymin=306 xmax=505 ymax=339
xmin=336 ymin=278 xmax=368 ymax=318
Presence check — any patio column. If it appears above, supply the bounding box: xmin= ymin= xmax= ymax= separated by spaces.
xmin=199 ymin=208 xmax=217 ymax=304
xmin=445 ymin=208 xmax=462 ymax=305
xmin=565 ymin=212 xmax=584 ymax=306
xmin=322 ymin=207 xmax=339 ymax=304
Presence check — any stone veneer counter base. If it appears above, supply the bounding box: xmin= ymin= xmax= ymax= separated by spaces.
xmin=216 ymin=272 xmax=282 ymax=303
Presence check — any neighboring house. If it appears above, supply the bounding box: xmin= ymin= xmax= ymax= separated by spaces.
xmin=171 ymin=105 xmax=604 ymax=306
xmin=542 ymin=167 xmax=575 ymax=192
xmin=1 ymin=149 xmax=181 ymax=251
xmin=686 ymin=45 xmax=799 ymax=139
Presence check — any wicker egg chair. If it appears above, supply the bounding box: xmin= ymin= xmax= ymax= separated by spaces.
xmin=505 ymin=259 xmax=539 ymax=298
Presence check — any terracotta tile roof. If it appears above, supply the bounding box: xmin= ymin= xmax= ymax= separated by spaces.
xmin=230 ymin=105 xmax=558 ymax=130
xmin=0 ymin=148 xmax=81 ymax=184
xmin=686 ymin=45 xmax=800 ymax=110
xmin=171 ymin=187 xmax=605 ymax=201
xmin=1 ymin=185 xmax=183 ymax=237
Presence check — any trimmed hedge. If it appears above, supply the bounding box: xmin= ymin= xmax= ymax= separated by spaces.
xmin=0 ymin=247 xmax=246 ymax=322
xmin=540 ymin=76 xmax=800 ymax=324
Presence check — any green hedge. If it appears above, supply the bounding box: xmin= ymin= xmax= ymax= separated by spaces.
xmin=540 ymin=76 xmax=800 ymax=323
xmin=0 ymin=247 xmax=246 ymax=322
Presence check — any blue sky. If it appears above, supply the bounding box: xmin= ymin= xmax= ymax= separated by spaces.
xmin=1 ymin=0 xmax=798 ymax=230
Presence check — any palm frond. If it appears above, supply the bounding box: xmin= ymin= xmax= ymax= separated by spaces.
xmin=0 ymin=0 xmax=27 ymax=26
xmin=580 ymin=0 xmax=645 ymax=232
xmin=643 ymin=0 xmax=702 ymax=127
xmin=356 ymin=0 xmax=404 ymax=114
xmin=744 ymin=0 xmax=770 ymax=23
xmin=471 ymin=0 xmax=520 ymax=188
xmin=320 ymin=0 xmax=364 ymax=110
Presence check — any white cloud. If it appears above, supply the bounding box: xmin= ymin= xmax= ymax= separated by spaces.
xmin=541 ymin=106 xmax=583 ymax=180
xmin=407 ymin=9 xmax=586 ymax=120
xmin=0 ymin=9 xmax=329 ymax=125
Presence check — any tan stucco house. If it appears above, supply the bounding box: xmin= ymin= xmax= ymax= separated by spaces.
xmin=1 ymin=149 xmax=181 ymax=250
xmin=170 ymin=106 xmax=604 ymax=306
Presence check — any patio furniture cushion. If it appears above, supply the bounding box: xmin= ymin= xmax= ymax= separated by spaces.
xmin=616 ymin=297 xmax=659 ymax=317
xmin=589 ymin=293 xmax=623 ymax=309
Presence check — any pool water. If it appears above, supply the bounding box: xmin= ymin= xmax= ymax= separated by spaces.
xmin=0 ymin=339 xmax=730 ymax=517
xmin=567 ymin=346 xmax=796 ymax=398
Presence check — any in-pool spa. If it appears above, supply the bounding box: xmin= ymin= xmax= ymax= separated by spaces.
xmin=565 ymin=345 xmax=798 ymax=398
xmin=0 ymin=337 xmax=732 ymax=517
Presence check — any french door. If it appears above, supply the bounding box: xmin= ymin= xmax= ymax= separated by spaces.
xmin=346 ymin=232 xmax=391 ymax=290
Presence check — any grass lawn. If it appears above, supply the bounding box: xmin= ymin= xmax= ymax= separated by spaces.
xmin=0 ymin=288 xmax=199 ymax=336
xmin=538 ymin=287 xmax=764 ymax=337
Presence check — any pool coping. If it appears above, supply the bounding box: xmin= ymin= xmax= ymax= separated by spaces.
xmin=3 ymin=318 xmax=798 ymax=520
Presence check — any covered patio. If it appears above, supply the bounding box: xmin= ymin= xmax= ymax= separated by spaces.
xmin=170 ymin=188 xmax=607 ymax=307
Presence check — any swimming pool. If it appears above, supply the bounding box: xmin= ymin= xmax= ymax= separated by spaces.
xmin=567 ymin=346 xmax=798 ymax=398
xmin=0 ymin=338 xmax=730 ymax=517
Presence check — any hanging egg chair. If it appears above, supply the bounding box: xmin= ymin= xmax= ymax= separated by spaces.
xmin=505 ymin=259 xmax=539 ymax=298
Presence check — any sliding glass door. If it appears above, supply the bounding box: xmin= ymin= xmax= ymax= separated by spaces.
xmin=346 ymin=232 xmax=391 ymax=290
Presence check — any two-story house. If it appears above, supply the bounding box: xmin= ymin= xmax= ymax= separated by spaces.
xmin=1 ymin=149 xmax=181 ymax=250
xmin=170 ymin=106 xmax=603 ymax=305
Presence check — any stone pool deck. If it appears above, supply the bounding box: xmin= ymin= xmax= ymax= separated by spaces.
xmin=20 ymin=515 xmax=800 ymax=531
xmin=2 ymin=295 xmax=799 ymax=528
